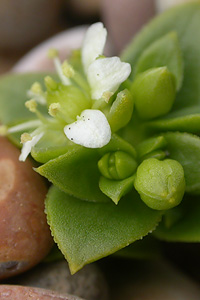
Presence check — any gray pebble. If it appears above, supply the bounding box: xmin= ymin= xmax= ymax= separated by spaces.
xmin=5 ymin=260 xmax=109 ymax=300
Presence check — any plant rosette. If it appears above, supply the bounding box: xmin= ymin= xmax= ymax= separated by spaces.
xmin=1 ymin=3 xmax=200 ymax=274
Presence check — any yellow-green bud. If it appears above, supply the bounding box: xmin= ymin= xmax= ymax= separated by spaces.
xmin=98 ymin=151 xmax=138 ymax=180
xmin=134 ymin=158 xmax=185 ymax=210
xmin=131 ymin=67 xmax=176 ymax=120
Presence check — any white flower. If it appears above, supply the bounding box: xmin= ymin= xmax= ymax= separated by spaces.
xmin=63 ymin=22 xmax=131 ymax=148
xmin=19 ymin=132 xmax=44 ymax=162
xmin=64 ymin=109 xmax=111 ymax=148
xmin=81 ymin=22 xmax=131 ymax=101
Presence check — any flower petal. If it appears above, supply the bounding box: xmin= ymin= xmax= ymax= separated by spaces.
xmin=82 ymin=22 xmax=107 ymax=73
xmin=64 ymin=109 xmax=111 ymax=148
xmin=87 ymin=57 xmax=131 ymax=100
xmin=19 ymin=132 xmax=44 ymax=161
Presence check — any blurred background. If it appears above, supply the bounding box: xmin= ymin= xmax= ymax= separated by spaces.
xmin=0 ymin=0 xmax=196 ymax=75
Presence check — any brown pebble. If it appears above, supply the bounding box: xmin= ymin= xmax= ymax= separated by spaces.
xmin=0 ymin=285 xmax=85 ymax=300
xmin=0 ymin=137 xmax=53 ymax=280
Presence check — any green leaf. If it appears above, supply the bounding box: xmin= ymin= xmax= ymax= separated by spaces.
xmin=164 ymin=132 xmax=200 ymax=194
xmin=36 ymin=134 xmax=136 ymax=203
xmin=0 ymin=73 xmax=50 ymax=125
xmin=147 ymin=106 xmax=200 ymax=134
xmin=134 ymin=32 xmax=183 ymax=90
xmin=154 ymin=195 xmax=200 ymax=242
xmin=136 ymin=136 xmax=167 ymax=159
xmin=99 ymin=175 xmax=135 ymax=204
xmin=0 ymin=73 xmax=56 ymax=146
xmin=45 ymin=186 xmax=162 ymax=273
xmin=121 ymin=3 xmax=200 ymax=111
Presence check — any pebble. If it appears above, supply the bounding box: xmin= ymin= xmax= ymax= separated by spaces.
xmin=5 ymin=260 xmax=109 ymax=300
xmin=0 ymin=285 xmax=85 ymax=300
xmin=0 ymin=137 xmax=53 ymax=280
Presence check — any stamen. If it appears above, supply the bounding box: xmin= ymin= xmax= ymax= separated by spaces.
xmin=27 ymin=82 xmax=46 ymax=105
xmin=62 ymin=61 xmax=75 ymax=78
xmin=48 ymin=48 xmax=58 ymax=59
xmin=30 ymin=82 xmax=43 ymax=94
xmin=21 ymin=133 xmax=32 ymax=143
xmin=102 ymin=91 xmax=114 ymax=103
xmin=25 ymin=99 xmax=37 ymax=112
xmin=0 ymin=125 xmax=7 ymax=136
xmin=48 ymin=103 xmax=61 ymax=117
xmin=7 ymin=120 xmax=42 ymax=133
xmin=44 ymin=76 xmax=58 ymax=91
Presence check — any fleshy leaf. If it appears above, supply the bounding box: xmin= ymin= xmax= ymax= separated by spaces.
xmin=99 ymin=175 xmax=135 ymax=204
xmin=36 ymin=134 xmax=136 ymax=202
xmin=136 ymin=136 xmax=167 ymax=159
xmin=147 ymin=106 xmax=200 ymax=134
xmin=0 ymin=73 xmax=50 ymax=125
xmin=154 ymin=195 xmax=200 ymax=242
xmin=121 ymin=3 xmax=200 ymax=112
xmin=0 ymin=73 xmax=54 ymax=146
xmin=45 ymin=185 xmax=163 ymax=274
xmin=164 ymin=132 xmax=200 ymax=194
xmin=134 ymin=32 xmax=183 ymax=91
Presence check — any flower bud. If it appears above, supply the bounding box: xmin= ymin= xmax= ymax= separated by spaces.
xmin=131 ymin=67 xmax=176 ymax=120
xmin=98 ymin=151 xmax=137 ymax=180
xmin=134 ymin=158 xmax=185 ymax=210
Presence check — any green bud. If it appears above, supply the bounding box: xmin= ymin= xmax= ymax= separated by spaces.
xmin=131 ymin=67 xmax=176 ymax=120
xmin=134 ymin=158 xmax=185 ymax=210
xmin=46 ymin=84 xmax=91 ymax=123
xmin=98 ymin=151 xmax=137 ymax=180
xmin=107 ymin=89 xmax=134 ymax=132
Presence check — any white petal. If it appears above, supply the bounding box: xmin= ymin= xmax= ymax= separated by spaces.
xmin=82 ymin=22 xmax=107 ymax=73
xmin=19 ymin=132 xmax=44 ymax=162
xmin=64 ymin=109 xmax=111 ymax=148
xmin=87 ymin=57 xmax=131 ymax=100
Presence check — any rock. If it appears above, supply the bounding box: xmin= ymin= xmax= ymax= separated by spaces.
xmin=6 ymin=260 xmax=109 ymax=300
xmin=101 ymin=0 xmax=156 ymax=53
xmin=0 ymin=285 xmax=84 ymax=300
xmin=0 ymin=137 xmax=53 ymax=280
xmin=155 ymin=0 xmax=200 ymax=13
xmin=0 ymin=0 xmax=63 ymax=52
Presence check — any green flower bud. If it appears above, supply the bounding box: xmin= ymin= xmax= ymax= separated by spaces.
xmin=131 ymin=67 xmax=176 ymax=120
xmin=98 ymin=151 xmax=137 ymax=180
xmin=46 ymin=83 xmax=91 ymax=123
xmin=134 ymin=158 xmax=185 ymax=210
xmin=107 ymin=89 xmax=134 ymax=132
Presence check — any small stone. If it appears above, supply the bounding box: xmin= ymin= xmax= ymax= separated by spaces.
xmin=0 ymin=137 xmax=53 ymax=280
xmin=0 ymin=285 xmax=85 ymax=300
xmin=6 ymin=260 xmax=109 ymax=300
